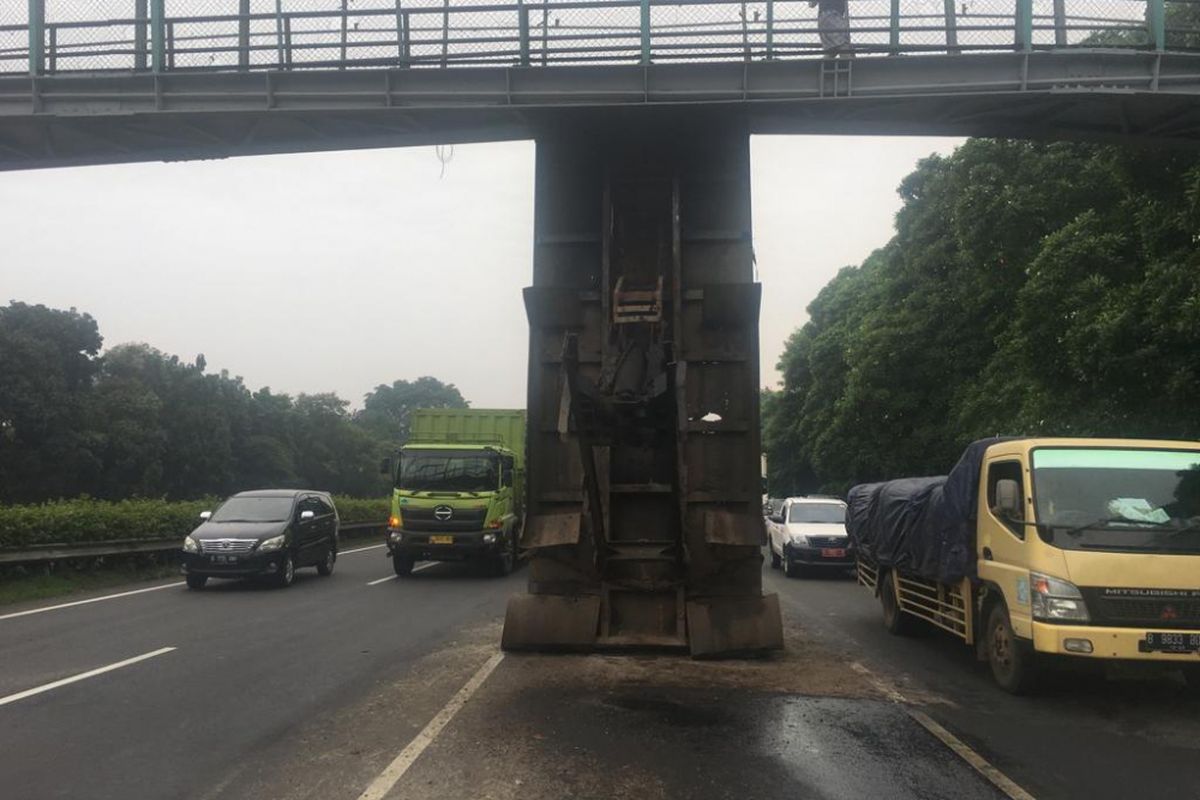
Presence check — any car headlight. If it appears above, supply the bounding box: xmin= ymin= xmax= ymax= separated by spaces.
xmin=787 ymin=535 xmax=809 ymax=548
xmin=182 ymin=536 xmax=200 ymax=553
xmin=1031 ymin=572 xmax=1089 ymax=622
xmin=258 ymin=534 xmax=287 ymax=553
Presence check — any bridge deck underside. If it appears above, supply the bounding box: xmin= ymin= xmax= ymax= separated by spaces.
xmin=0 ymin=50 xmax=1198 ymax=169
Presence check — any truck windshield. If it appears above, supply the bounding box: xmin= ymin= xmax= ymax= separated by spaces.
xmin=1031 ymin=448 xmax=1200 ymax=553
xmin=788 ymin=503 xmax=846 ymax=524
xmin=399 ymin=450 xmax=499 ymax=493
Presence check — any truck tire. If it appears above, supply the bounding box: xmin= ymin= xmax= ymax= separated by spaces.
xmin=492 ymin=537 xmax=516 ymax=577
xmin=880 ymin=571 xmax=919 ymax=636
xmin=392 ymin=554 xmax=415 ymax=576
xmin=1181 ymin=665 xmax=1200 ymax=695
xmin=987 ymin=604 xmax=1039 ymax=694
xmin=186 ymin=574 xmax=207 ymax=590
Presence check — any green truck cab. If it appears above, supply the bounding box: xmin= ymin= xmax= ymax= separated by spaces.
xmin=383 ymin=409 xmax=525 ymax=577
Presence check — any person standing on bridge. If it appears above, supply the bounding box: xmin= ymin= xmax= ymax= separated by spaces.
xmin=810 ymin=0 xmax=852 ymax=57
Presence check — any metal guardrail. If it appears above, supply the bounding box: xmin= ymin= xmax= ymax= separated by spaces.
xmin=1 ymin=0 xmax=1195 ymax=77
xmin=0 ymin=520 xmax=387 ymax=565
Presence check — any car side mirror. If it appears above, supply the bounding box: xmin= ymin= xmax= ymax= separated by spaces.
xmin=995 ymin=479 xmax=1021 ymax=519
xmin=199 ymin=511 xmax=212 ymax=521
xmin=770 ymin=514 xmax=783 ymax=524
xmin=380 ymin=456 xmax=393 ymax=476
xmin=300 ymin=510 xmax=315 ymax=521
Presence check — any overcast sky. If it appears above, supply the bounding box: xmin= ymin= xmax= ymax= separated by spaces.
xmin=0 ymin=134 xmax=960 ymax=409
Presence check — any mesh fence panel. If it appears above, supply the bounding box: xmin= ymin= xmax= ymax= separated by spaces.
xmin=6 ymin=0 xmax=1198 ymax=74
xmin=45 ymin=0 xmax=144 ymax=71
xmin=0 ymin=2 xmax=28 ymax=74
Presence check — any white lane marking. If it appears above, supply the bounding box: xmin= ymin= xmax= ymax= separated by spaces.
xmin=365 ymin=563 xmax=435 ymax=585
xmin=0 ymin=646 xmax=177 ymax=708
xmin=340 ymin=543 xmax=387 ymax=555
xmin=908 ymin=710 xmax=1037 ymax=800
xmin=356 ymin=651 xmax=504 ymax=800
xmin=850 ymin=662 xmax=1036 ymax=800
xmin=0 ymin=582 xmax=186 ymax=622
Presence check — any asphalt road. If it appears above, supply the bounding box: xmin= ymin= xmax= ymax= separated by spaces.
xmin=1 ymin=547 xmax=1197 ymax=800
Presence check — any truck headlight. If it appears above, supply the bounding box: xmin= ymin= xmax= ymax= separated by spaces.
xmin=1031 ymin=572 xmax=1089 ymax=622
xmin=389 ymin=530 xmax=404 ymax=543
xmin=182 ymin=536 xmax=200 ymax=553
xmin=258 ymin=534 xmax=286 ymax=553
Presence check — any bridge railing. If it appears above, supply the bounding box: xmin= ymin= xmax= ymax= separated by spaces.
xmin=3 ymin=0 xmax=1196 ymax=76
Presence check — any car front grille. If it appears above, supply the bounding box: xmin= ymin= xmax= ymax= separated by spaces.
xmin=199 ymin=538 xmax=259 ymax=555
xmin=806 ymin=536 xmax=850 ymax=548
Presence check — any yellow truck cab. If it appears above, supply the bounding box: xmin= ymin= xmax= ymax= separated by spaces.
xmin=853 ymin=437 xmax=1200 ymax=693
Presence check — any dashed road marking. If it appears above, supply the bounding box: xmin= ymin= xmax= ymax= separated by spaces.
xmin=850 ymin=662 xmax=1036 ymax=800
xmin=356 ymin=651 xmax=504 ymax=800
xmin=340 ymin=543 xmax=387 ymax=555
xmin=366 ymin=563 xmax=435 ymax=585
xmin=0 ymin=647 xmax=177 ymax=707
xmin=0 ymin=582 xmax=186 ymax=622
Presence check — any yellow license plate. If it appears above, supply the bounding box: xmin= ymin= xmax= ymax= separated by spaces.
xmin=429 ymin=535 xmax=454 ymax=545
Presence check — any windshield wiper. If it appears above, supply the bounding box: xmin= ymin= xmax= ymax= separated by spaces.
xmin=1058 ymin=516 xmax=1171 ymax=537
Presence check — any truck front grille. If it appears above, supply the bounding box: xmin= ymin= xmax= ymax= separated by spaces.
xmin=1085 ymin=589 xmax=1200 ymax=629
xmin=402 ymin=506 xmax=488 ymax=532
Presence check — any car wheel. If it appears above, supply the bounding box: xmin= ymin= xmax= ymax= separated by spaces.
xmin=186 ymin=574 xmax=208 ymax=590
xmin=393 ymin=554 xmax=415 ymax=576
xmin=275 ymin=554 xmax=295 ymax=588
xmin=783 ymin=553 xmax=802 ymax=578
xmin=316 ymin=545 xmax=336 ymax=576
xmin=987 ymin=603 xmax=1038 ymax=694
xmin=770 ymin=546 xmax=781 ymax=569
xmin=880 ymin=571 xmax=919 ymax=636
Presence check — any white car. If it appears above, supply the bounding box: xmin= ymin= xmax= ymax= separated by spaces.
xmin=766 ymin=497 xmax=853 ymax=577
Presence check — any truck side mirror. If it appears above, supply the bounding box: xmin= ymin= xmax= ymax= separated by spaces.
xmin=995 ymin=479 xmax=1022 ymax=519
xmin=379 ymin=456 xmax=392 ymax=476
xmin=502 ymin=467 xmax=514 ymax=487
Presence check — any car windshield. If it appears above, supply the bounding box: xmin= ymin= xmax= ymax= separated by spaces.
xmin=788 ymin=503 xmax=846 ymax=524
xmin=1032 ymin=448 xmax=1200 ymax=553
xmin=399 ymin=450 xmax=499 ymax=493
xmin=210 ymin=496 xmax=294 ymax=523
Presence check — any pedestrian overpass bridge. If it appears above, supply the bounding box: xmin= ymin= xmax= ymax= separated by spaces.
xmin=0 ymin=0 xmax=1198 ymax=169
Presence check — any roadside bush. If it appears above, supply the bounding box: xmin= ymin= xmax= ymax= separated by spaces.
xmin=0 ymin=496 xmax=390 ymax=550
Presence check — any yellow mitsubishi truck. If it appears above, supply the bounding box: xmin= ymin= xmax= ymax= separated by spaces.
xmin=850 ymin=438 xmax=1200 ymax=693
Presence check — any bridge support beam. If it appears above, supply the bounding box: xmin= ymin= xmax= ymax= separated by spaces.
xmin=503 ymin=112 xmax=782 ymax=657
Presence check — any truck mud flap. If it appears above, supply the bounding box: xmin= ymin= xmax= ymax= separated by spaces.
xmin=686 ymin=594 xmax=784 ymax=658
xmin=501 ymin=593 xmax=600 ymax=651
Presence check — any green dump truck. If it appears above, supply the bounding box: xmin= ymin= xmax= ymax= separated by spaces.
xmin=383 ymin=408 xmax=525 ymax=577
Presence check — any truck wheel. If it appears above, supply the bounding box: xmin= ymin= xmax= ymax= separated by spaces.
xmin=770 ymin=547 xmax=781 ymax=569
xmin=186 ymin=574 xmax=207 ymax=590
xmin=316 ymin=545 xmax=336 ymax=576
xmin=1181 ymin=665 xmax=1200 ymax=695
xmin=987 ymin=604 xmax=1038 ymax=694
xmin=392 ymin=554 xmax=415 ymax=576
xmin=492 ymin=535 xmax=517 ymax=577
xmin=275 ymin=554 xmax=296 ymax=588
xmin=880 ymin=572 xmax=919 ymax=636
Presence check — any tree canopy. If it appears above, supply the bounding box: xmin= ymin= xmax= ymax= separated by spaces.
xmin=763 ymin=140 xmax=1200 ymax=497
xmin=0 ymin=302 xmax=469 ymax=503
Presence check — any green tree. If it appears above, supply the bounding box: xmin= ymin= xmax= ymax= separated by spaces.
xmin=356 ymin=376 xmax=469 ymax=447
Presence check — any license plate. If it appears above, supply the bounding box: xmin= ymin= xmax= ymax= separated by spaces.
xmin=1141 ymin=632 xmax=1200 ymax=654
xmin=429 ymin=535 xmax=454 ymax=545
xmin=211 ymin=555 xmax=238 ymax=564
xmin=821 ymin=548 xmax=847 ymax=558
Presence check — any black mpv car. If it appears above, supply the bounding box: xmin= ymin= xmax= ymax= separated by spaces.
xmin=181 ymin=490 xmax=339 ymax=589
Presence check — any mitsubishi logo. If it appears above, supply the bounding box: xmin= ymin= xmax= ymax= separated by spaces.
xmin=1161 ymin=605 xmax=1179 ymax=621
xmin=434 ymin=505 xmax=454 ymax=521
